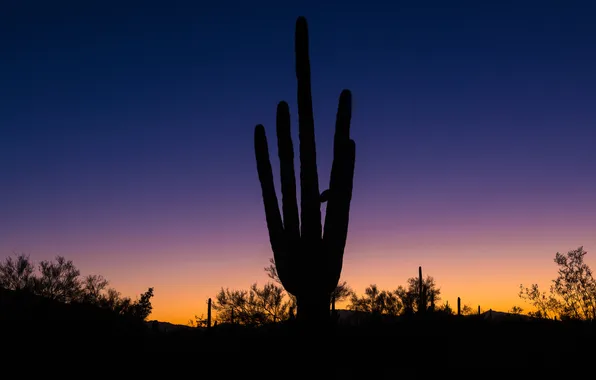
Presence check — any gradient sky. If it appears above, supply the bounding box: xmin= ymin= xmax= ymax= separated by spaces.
xmin=2 ymin=0 xmax=595 ymax=324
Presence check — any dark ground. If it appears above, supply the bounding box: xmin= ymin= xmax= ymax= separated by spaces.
xmin=1 ymin=288 xmax=593 ymax=375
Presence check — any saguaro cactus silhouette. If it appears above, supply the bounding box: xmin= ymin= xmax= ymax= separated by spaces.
xmin=254 ymin=16 xmax=356 ymax=325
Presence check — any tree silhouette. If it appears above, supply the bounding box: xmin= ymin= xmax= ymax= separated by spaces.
xmin=188 ymin=314 xmax=209 ymax=328
xmin=98 ymin=288 xmax=130 ymax=313
xmin=81 ymin=274 xmax=109 ymax=304
xmin=212 ymin=282 xmax=291 ymax=326
xmin=27 ymin=255 xmax=81 ymax=303
xmin=254 ymin=16 xmax=356 ymax=325
xmin=437 ymin=301 xmax=454 ymax=315
xmin=189 ymin=298 xmax=213 ymax=327
xmin=459 ymin=303 xmax=474 ymax=316
xmin=348 ymin=284 xmax=402 ymax=316
xmin=129 ymin=287 xmax=154 ymax=320
xmin=520 ymin=246 xmax=596 ymax=320
xmin=395 ymin=274 xmax=441 ymax=315
xmin=0 ymin=254 xmax=154 ymax=320
xmin=518 ymin=283 xmax=559 ymax=319
xmin=0 ymin=253 xmax=35 ymax=291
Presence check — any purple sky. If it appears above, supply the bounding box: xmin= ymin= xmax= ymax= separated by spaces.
xmin=1 ymin=0 xmax=595 ymax=323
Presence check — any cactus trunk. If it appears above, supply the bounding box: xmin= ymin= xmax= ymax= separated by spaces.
xmin=254 ymin=16 xmax=356 ymax=327
xmin=297 ymin=295 xmax=332 ymax=324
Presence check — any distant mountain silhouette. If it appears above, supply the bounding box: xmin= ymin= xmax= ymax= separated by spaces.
xmin=146 ymin=319 xmax=195 ymax=333
xmin=481 ymin=309 xmax=535 ymax=322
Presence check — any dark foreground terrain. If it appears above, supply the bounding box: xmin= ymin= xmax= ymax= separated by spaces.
xmin=1 ymin=288 xmax=593 ymax=375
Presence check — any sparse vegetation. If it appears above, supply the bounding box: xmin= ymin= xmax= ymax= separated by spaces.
xmin=210 ymin=282 xmax=292 ymax=326
xmin=519 ymin=246 xmax=596 ymax=320
xmin=0 ymin=253 xmax=154 ymax=321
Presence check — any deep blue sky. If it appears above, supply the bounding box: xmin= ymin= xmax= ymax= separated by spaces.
xmin=1 ymin=0 xmax=595 ymax=322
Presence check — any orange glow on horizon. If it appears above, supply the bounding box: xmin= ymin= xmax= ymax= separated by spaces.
xmin=4 ymin=208 xmax=594 ymax=326
xmin=139 ymin=241 xmax=596 ymax=325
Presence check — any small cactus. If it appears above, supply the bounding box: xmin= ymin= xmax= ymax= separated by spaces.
xmin=429 ymin=292 xmax=435 ymax=312
xmin=207 ymin=298 xmax=212 ymax=328
xmin=418 ymin=266 xmax=426 ymax=314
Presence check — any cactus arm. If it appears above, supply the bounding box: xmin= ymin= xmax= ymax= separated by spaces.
xmin=295 ymin=16 xmax=322 ymax=242
xmin=254 ymin=125 xmax=286 ymax=260
xmin=323 ymin=90 xmax=356 ymax=291
xmin=324 ymin=140 xmax=355 ymax=290
xmin=275 ymin=101 xmax=300 ymax=245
